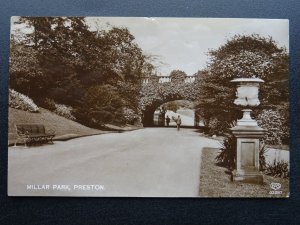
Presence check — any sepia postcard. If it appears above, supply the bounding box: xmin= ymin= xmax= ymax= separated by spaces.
xmin=8 ymin=17 xmax=289 ymax=197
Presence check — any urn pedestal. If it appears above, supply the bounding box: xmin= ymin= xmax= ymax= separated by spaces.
xmin=230 ymin=78 xmax=265 ymax=185
xmin=231 ymin=120 xmax=265 ymax=184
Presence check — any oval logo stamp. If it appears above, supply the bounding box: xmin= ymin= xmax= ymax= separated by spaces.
xmin=269 ymin=182 xmax=282 ymax=195
xmin=270 ymin=182 xmax=281 ymax=190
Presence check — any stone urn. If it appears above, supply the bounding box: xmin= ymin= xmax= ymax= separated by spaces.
xmin=230 ymin=77 xmax=265 ymax=184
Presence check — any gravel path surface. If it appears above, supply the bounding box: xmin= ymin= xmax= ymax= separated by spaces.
xmin=8 ymin=128 xmax=219 ymax=197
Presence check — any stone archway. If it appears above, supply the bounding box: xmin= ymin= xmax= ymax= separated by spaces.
xmin=140 ymin=74 xmax=199 ymax=127
xmin=142 ymin=98 xmax=198 ymax=127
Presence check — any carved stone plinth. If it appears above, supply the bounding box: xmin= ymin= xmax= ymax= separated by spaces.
xmin=231 ymin=124 xmax=265 ymax=185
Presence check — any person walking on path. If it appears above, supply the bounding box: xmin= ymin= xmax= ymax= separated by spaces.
xmin=176 ymin=115 xmax=182 ymax=131
xmin=166 ymin=115 xmax=170 ymax=127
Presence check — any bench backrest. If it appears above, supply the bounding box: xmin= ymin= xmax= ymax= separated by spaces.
xmin=16 ymin=124 xmax=46 ymax=134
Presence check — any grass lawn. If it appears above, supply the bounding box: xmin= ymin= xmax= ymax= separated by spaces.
xmin=199 ymin=148 xmax=289 ymax=198
xmin=8 ymin=107 xmax=111 ymax=145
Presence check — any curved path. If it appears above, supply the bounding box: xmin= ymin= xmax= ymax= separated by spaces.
xmin=8 ymin=128 xmax=219 ymax=197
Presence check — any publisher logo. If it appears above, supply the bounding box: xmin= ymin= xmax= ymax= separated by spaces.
xmin=269 ymin=182 xmax=282 ymax=195
xmin=270 ymin=182 xmax=281 ymax=190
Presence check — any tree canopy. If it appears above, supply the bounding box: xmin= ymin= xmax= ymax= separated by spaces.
xmin=196 ymin=34 xmax=289 ymax=141
xmin=10 ymin=17 xmax=152 ymax=127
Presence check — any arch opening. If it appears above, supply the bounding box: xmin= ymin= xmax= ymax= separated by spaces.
xmin=142 ymin=100 xmax=204 ymax=128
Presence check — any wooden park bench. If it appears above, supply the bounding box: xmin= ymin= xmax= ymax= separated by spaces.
xmin=14 ymin=124 xmax=55 ymax=147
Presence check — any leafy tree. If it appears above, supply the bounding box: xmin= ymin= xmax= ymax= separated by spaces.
xmin=15 ymin=17 xmax=54 ymax=49
xmin=76 ymin=85 xmax=125 ymax=127
xmin=196 ymin=34 xmax=289 ymax=140
xmin=170 ymin=70 xmax=186 ymax=83
xmin=10 ymin=40 xmax=47 ymax=97
xmin=10 ymin=17 xmax=152 ymax=127
xmin=165 ymin=101 xmax=179 ymax=113
xmin=102 ymin=27 xmax=145 ymax=82
xmin=11 ymin=17 xmax=91 ymax=105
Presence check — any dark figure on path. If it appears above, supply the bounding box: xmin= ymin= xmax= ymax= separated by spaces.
xmin=176 ymin=115 xmax=182 ymax=131
xmin=166 ymin=116 xmax=170 ymax=127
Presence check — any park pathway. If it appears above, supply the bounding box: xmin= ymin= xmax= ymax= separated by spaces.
xmin=8 ymin=128 xmax=219 ymax=197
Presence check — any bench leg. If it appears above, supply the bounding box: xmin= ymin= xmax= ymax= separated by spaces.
xmin=45 ymin=136 xmax=54 ymax=144
xmin=12 ymin=137 xmax=27 ymax=148
xmin=49 ymin=136 xmax=54 ymax=144
xmin=14 ymin=139 xmax=18 ymax=147
xmin=24 ymin=138 xmax=28 ymax=148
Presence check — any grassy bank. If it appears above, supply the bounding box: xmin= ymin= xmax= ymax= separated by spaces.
xmin=8 ymin=107 xmax=140 ymax=145
xmin=199 ymin=148 xmax=289 ymax=198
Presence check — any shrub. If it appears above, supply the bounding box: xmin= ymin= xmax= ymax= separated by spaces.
xmin=9 ymin=89 xmax=39 ymax=112
xmin=208 ymin=118 xmax=229 ymax=136
xmin=216 ymin=134 xmax=267 ymax=171
xmin=256 ymin=109 xmax=288 ymax=145
xmin=259 ymin=142 xmax=268 ymax=171
xmin=54 ymin=104 xmax=76 ymax=120
xmin=39 ymin=97 xmax=76 ymax=121
xmin=79 ymin=85 xmax=125 ymax=126
xmin=123 ymin=108 xmax=141 ymax=125
xmin=41 ymin=98 xmax=56 ymax=111
xmin=265 ymin=160 xmax=289 ymax=178
xmin=215 ymin=133 xmax=236 ymax=170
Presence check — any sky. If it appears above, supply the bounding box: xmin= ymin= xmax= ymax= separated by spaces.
xmin=11 ymin=17 xmax=289 ymax=76
xmin=87 ymin=17 xmax=289 ymax=76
